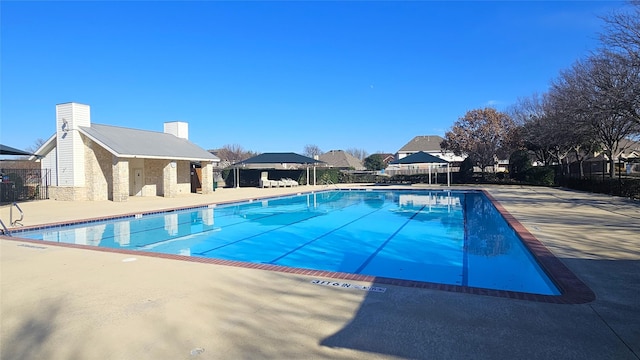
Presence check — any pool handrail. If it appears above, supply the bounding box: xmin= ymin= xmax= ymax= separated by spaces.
xmin=0 ymin=218 xmax=10 ymax=236
xmin=11 ymin=202 xmax=24 ymax=227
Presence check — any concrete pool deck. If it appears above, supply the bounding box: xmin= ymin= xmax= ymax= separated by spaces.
xmin=1 ymin=185 xmax=638 ymax=359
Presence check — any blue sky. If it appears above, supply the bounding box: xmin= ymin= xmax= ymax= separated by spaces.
xmin=0 ymin=1 xmax=626 ymax=156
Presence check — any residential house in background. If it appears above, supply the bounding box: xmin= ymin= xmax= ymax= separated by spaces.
xmin=577 ymin=138 xmax=640 ymax=176
xmin=613 ymin=139 xmax=640 ymax=161
xmin=33 ymin=102 xmax=219 ymax=202
xmin=317 ymin=150 xmax=365 ymax=170
xmin=376 ymin=153 xmax=396 ymax=166
xmin=396 ymin=135 xmax=465 ymax=164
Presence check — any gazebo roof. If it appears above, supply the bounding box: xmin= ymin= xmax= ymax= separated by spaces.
xmin=0 ymin=144 xmax=33 ymax=156
xmin=390 ymin=151 xmax=448 ymax=164
xmin=235 ymin=152 xmax=324 ymax=165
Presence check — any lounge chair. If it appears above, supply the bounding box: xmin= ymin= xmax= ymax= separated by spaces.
xmin=281 ymin=178 xmax=298 ymax=187
xmin=260 ymin=172 xmax=275 ymax=188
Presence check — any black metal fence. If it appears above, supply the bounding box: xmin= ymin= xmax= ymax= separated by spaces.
xmin=0 ymin=168 xmax=50 ymax=203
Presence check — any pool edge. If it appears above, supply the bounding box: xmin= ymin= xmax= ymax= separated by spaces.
xmin=481 ymin=189 xmax=596 ymax=304
xmin=1 ymin=188 xmax=596 ymax=304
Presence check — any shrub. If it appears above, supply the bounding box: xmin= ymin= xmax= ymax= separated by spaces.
xmin=457 ymin=157 xmax=475 ymax=183
xmin=525 ymin=167 xmax=555 ymax=186
xmin=563 ymin=177 xmax=640 ymax=200
xmin=509 ymin=150 xmax=532 ymax=181
xmin=363 ymin=154 xmax=386 ymax=171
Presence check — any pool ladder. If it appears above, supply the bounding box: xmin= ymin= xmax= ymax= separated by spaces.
xmin=0 ymin=219 xmax=9 ymax=236
xmin=320 ymin=179 xmax=340 ymax=189
xmin=11 ymin=202 xmax=24 ymax=227
xmin=0 ymin=202 xmax=24 ymax=235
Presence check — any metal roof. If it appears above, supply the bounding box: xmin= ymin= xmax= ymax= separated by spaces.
xmin=79 ymin=124 xmax=219 ymax=161
xmin=235 ymin=152 xmax=323 ymax=165
xmin=390 ymin=151 xmax=448 ymax=164
xmin=0 ymin=144 xmax=33 ymax=156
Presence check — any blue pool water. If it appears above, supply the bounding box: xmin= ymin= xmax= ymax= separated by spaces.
xmin=15 ymin=190 xmax=559 ymax=295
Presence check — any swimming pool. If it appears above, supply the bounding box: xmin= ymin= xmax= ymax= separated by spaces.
xmin=13 ymin=190 xmax=561 ymax=296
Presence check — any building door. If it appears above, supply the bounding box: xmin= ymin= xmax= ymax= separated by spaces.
xmin=191 ymin=165 xmax=203 ymax=193
xmin=133 ymin=169 xmax=143 ymax=196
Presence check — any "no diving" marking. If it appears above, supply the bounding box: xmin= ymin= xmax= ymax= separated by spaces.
xmin=311 ymin=279 xmax=387 ymax=293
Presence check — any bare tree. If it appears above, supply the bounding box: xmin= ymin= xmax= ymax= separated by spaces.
xmin=598 ymin=1 xmax=640 ymax=126
xmin=547 ymin=93 xmax=600 ymax=178
xmin=506 ymin=3 xmax=640 ymax=179
xmin=509 ymin=93 xmax=548 ymax=127
xmin=441 ymin=108 xmax=515 ymax=177
xmin=345 ymin=148 xmax=369 ymax=161
xmin=509 ymin=94 xmax=554 ymax=165
xmin=19 ymin=138 xmax=47 ymax=159
xmin=511 ymin=92 xmax=597 ymax=176
xmin=551 ymin=55 xmax=640 ymax=177
xmin=302 ymin=144 xmax=322 ymax=158
xmin=25 ymin=138 xmax=46 ymax=154
xmin=599 ymin=1 xmax=640 ymax=66
xmin=214 ymin=144 xmax=258 ymax=165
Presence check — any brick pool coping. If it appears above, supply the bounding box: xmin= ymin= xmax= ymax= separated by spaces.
xmin=1 ymin=188 xmax=595 ymax=304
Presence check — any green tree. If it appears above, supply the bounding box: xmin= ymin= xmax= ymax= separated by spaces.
xmin=458 ymin=157 xmax=475 ymax=183
xmin=363 ymin=154 xmax=386 ymax=171
xmin=509 ymin=150 xmax=532 ymax=181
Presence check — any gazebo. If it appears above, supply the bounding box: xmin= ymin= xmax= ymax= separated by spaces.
xmin=389 ymin=151 xmax=450 ymax=186
xmin=0 ymin=144 xmax=34 ymax=156
xmin=232 ymin=152 xmax=324 ymax=188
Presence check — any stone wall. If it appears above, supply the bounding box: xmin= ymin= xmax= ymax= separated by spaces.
xmin=176 ymin=160 xmax=190 ymax=195
xmin=144 ymin=159 xmax=165 ymax=196
xmin=83 ymin=135 xmax=112 ymax=201
xmin=112 ymin=157 xmax=129 ymax=202
xmin=201 ymin=162 xmax=214 ymax=194
xmin=49 ymin=186 xmax=87 ymax=201
xmin=163 ymin=161 xmax=177 ymax=197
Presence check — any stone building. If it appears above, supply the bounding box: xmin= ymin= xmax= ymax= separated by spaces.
xmin=33 ymin=102 xmax=219 ymax=201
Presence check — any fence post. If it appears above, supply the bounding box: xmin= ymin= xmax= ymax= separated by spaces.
xmin=618 ymin=158 xmax=622 ymax=196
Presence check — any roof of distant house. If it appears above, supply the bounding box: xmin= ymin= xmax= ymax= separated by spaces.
xmin=375 ymin=153 xmax=396 ymax=163
xmin=619 ymin=138 xmax=640 ymax=158
xmin=318 ymin=150 xmax=364 ymax=170
xmin=398 ymin=135 xmax=445 ymax=153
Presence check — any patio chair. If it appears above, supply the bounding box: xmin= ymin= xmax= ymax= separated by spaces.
xmin=282 ymin=178 xmax=298 ymax=187
xmin=260 ymin=172 xmax=274 ymax=188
